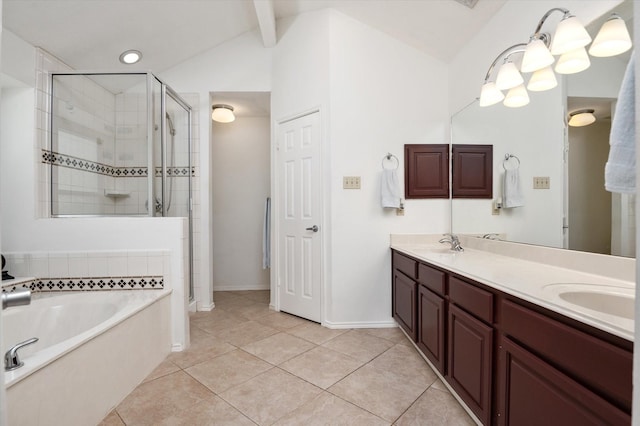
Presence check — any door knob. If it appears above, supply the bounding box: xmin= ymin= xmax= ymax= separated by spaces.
xmin=305 ymin=225 xmax=319 ymax=232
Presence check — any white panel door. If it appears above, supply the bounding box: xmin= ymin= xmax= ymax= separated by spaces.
xmin=277 ymin=112 xmax=321 ymax=322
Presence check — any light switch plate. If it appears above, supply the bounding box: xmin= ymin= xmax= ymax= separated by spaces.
xmin=343 ymin=176 xmax=361 ymax=189
xmin=533 ymin=176 xmax=550 ymax=189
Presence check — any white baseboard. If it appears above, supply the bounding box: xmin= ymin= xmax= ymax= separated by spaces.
xmin=197 ymin=302 xmax=215 ymax=311
xmin=213 ymin=284 xmax=270 ymax=291
xmin=188 ymin=300 xmax=197 ymax=312
xmin=171 ymin=343 xmax=184 ymax=352
xmin=321 ymin=319 xmax=397 ymax=329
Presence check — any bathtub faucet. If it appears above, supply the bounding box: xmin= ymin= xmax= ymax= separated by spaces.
xmin=2 ymin=288 xmax=31 ymax=310
xmin=5 ymin=337 xmax=39 ymax=371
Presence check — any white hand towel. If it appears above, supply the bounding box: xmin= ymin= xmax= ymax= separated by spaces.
xmin=605 ymin=51 xmax=635 ymax=194
xmin=503 ymin=169 xmax=524 ymax=208
xmin=381 ymin=169 xmax=402 ymax=208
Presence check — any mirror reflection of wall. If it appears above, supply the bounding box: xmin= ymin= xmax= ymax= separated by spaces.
xmin=451 ymin=0 xmax=634 ymax=258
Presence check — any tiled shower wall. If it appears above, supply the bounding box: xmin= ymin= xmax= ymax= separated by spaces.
xmin=35 ymin=49 xmax=201 ymax=303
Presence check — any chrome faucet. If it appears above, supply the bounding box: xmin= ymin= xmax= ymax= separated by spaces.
xmin=4 ymin=337 xmax=38 ymax=371
xmin=439 ymin=233 xmax=464 ymax=252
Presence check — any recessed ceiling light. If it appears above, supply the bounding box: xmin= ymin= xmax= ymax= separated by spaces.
xmin=119 ymin=50 xmax=142 ymax=65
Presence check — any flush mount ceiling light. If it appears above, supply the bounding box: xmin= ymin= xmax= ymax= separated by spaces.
xmin=119 ymin=49 xmax=142 ymax=65
xmin=479 ymin=7 xmax=632 ymax=108
xmin=568 ymin=109 xmax=596 ymax=127
xmin=211 ymin=104 xmax=235 ymax=123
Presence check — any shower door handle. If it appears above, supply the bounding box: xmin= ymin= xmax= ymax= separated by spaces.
xmin=305 ymin=225 xmax=319 ymax=232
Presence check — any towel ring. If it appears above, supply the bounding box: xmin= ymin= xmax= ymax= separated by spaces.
xmin=382 ymin=153 xmax=399 ymax=170
xmin=503 ymin=154 xmax=520 ymax=171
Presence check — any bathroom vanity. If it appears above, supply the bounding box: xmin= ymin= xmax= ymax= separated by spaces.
xmin=391 ymin=235 xmax=633 ymax=425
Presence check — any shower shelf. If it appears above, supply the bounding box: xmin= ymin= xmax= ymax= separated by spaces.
xmin=104 ymin=189 xmax=131 ymax=198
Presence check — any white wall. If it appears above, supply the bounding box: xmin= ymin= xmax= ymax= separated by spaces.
xmin=159 ymin=29 xmax=272 ymax=310
xmin=211 ymin=116 xmax=270 ymax=291
xmin=271 ymin=9 xmax=449 ymax=326
xmin=326 ymin=10 xmax=449 ymax=326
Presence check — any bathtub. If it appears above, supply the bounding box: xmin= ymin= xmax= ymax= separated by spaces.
xmin=3 ymin=289 xmax=172 ymax=425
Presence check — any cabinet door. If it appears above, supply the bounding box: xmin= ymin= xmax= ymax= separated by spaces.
xmin=497 ymin=336 xmax=630 ymax=426
xmin=393 ymin=270 xmax=417 ymax=341
xmin=448 ymin=304 xmax=492 ymax=425
xmin=417 ymin=285 xmax=445 ymax=373
xmin=404 ymin=144 xmax=449 ymax=198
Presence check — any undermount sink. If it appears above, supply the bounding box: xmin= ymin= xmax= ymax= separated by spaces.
xmin=543 ymin=283 xmax=635 ymax=320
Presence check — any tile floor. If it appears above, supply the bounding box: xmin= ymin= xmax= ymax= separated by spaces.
xmin=100 ymin=290 xmax=475 ymax=425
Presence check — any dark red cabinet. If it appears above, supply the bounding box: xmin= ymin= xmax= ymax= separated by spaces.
xmin=447 ymin=303 xmax=493 ymax=425
xmin=417 ymin=285 xmax=445 ymax=373
xmin=390 ymin=249 xmax=632 ymax=425
xmin=497 ymin=335 xmax=630 ymax=426
xmin=404 ymin=144 xmax=449 ymax=199
xmin=393 ymin=270 xmax=418 ymax=341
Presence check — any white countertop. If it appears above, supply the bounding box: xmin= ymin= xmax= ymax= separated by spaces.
xmin=391 ymin=235 xmax=635 ymax=341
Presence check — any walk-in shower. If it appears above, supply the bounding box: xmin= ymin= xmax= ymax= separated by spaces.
xmin=46 ymin=72 xmax=193 ymax=298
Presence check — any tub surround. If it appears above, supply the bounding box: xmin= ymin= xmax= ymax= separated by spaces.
xmin=4 ymin=290 xmax=171 ymax=426
xmin=391 ymin=234 xmax=635 ymax=341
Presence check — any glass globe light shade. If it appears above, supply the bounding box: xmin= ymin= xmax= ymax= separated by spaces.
xmin=503 ymin=85 xmax=530 ymax=108
xmin=527 ymin=66 xmax=558 ymax=92
xmin=479 ymin=82 xmax=505 ymax=107
xmin=496 ymin=61 xmax=524 ymax=90
xmin=550 ymin=15 xmax=592 ymax=55
xmin=589 ymin=15 xmax=632 ymax=57
xmin=521 ymin=39 xmax=555 ymax=73
xmin=555 ymin=47 xmax=590 ymax=74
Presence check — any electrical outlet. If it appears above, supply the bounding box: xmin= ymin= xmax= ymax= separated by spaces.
xmin=533 ymin=176 xmax=550 ymax=189
xmin=492 ymin=202 xmax=500 ymax=215
xmin=343 ymin=176 xmax=361 ymax=189
xmin=396 ymin=207 xmax=405 ymax=216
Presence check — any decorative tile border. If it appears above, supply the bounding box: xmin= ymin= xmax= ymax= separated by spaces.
xmin=1 ymin=276 xmax=163 ymax=293
xmin=155 ymin=166 xmax=196 ymax=177
xmin=42 ymin=150 xmax=147 ymax=177
xmin=43 ymin=150 xmax=195 ymax=178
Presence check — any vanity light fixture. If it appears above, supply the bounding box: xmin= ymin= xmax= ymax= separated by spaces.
xmin=479 ymin=43 xmax=526 ymax=107
xmin=211 ymin=104 xmax=235 ymax=123
xmin=503 ymin=85 xmax=530 ymax=108
xmin=479 ymin=7 xmax=632 ymax=108
xmin=527 ymin=66 xmax=558 ymax=91
xmin=119 ymin=50 xmax=142 ymax=65
xmin=495 ymin=60 xmax=524 ymax=91
xmin=554 ymin=46 xmax=591 ymax=74
xmin=589 ymin=14 xmax=632 ymax=57
xmin=568 ymin=109 xmax=596 ymax=127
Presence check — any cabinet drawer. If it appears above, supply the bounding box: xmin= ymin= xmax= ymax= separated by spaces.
xmin=418 ymin=263 xmax=445 ymax=295
xmin=393 ymin=251 xmax=417 ymax=279
xmin=449 ymin=276 xmax=493 ymax=323
xmin=501 ymin=299 xmax=632 ymax=412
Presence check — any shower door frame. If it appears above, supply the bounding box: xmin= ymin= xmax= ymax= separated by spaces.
xmin=48 ymin=71 xmax=194 ymax=302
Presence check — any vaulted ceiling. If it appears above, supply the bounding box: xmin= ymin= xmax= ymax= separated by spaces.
xmin=2 ymin=0 xmax=506 ymax=73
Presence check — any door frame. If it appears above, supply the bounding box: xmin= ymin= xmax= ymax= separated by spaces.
xmin=271 ymin=107 xmax=327 ymax=325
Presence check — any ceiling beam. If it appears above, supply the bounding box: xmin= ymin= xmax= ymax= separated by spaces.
xmin=253 ymin=0 xmax=277 ymax=48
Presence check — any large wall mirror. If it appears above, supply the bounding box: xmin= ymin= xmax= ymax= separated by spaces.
xmin=451 ymin=0 xmax=634 ymax=258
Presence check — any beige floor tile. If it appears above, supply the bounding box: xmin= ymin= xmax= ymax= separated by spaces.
xmin=213 ymin=296 xmax=257 ymax=310
xmin=212 ymin=291 xmax=243 ymax=302
xmin=116 ymin=371 xmax=213 ymax=426
xmin=328 ymin=364 xmax=429 ymax=422
xmin=142 ymin=358 xmax=181 ymax=383
xmin=322 ymin=330 xmax=394 ymax=362
xmin=273 ymin=392 xmax=389 ymax=426
xmin=185 ymin=349 xmax=273 ymax=394
xmin=220 ymin=368 xmax=322 ymax=426
xmin=357 ymin=327 xmax=407 ymax=344
xmin=242 ymin=332 xmax=316 ymax=365
xmin=280 ymin=346 xmax=364 ymax=389
xmin=259 ymin=311 xmax=311 ymax=330
xmin=216 ymin=320 xmax=280 ymax=347
xmin=394 ymin=388 xmax=475 ymax=426
xmin=193 ymin=314 xmax=252 ymax=336
xmin=243 ymin=290 xmax=271 ymax=303
xmin=368 ymin=344 xmax=438 ymax=383
xmin=158 ymin=394 xmax=256 ymax=426
xmin=168 ymin=336 xmax=237 ymax=369
xmin=287 ymin=322 xmax=349 ymax=345
xmin=98 ymin=410 xmax=125 ymax=426
xmin=189 ymin=323 xmax=211 ymax=341
xmin=232 ymin=302 xmax=274 ymax=320
xmin=431 ymin=378 xmax=449 ymax=392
